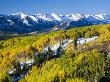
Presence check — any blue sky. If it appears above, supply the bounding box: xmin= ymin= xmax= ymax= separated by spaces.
xmin=0 ymin=0 xmax=110 ymax=15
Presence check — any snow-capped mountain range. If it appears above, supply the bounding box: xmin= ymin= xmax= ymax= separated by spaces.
xmin=0 ymin=12 xmax=110 ymax=33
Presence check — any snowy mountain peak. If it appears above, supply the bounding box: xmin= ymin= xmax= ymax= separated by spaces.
xmin=11 ymin=12 xmax=27 ymax=19
xmin=50 ymin=13 xmax=62 ymax=21
xmin=67 ymin=14 xmax=85 ymax=21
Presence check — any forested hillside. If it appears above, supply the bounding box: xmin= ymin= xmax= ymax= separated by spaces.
xmin=0 ymin=24 xmax=110 ymax=82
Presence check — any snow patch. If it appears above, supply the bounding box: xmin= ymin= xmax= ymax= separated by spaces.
xmin=77 ymin=36 xmax=98 ymax=45
xmin=29 ymin=16 xmax=38 ymax=22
